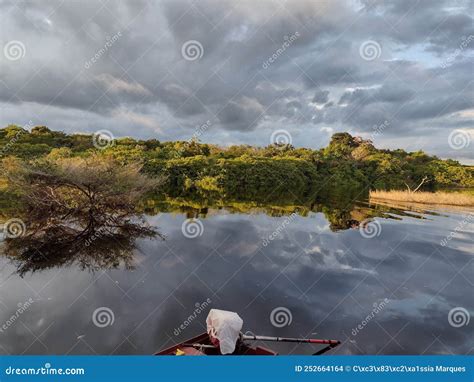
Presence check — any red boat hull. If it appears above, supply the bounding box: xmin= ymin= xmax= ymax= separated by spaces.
xmin=156 ymin=333 xmax=277 ymax=356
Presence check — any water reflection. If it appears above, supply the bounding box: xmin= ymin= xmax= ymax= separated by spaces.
xmin=1 ymin=206 xmax=162 ymax=276
xmin=0 ymin=195 xmax=472 ymax=355
xmin=1 ymin=194 xmax=434 ymax=277
xmin=2 ymin=222 xmax=159 ymax=277
xmin=143 ymin=193 xmax=433 ymax=231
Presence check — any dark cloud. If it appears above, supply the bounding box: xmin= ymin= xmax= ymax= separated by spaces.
xmin=0 ymin=0 xmax=472 ymax=161
xmin=312 ymin=89 xmax=329 ymax=104
xmin=217 ymin=96 xmax=265 ymax=131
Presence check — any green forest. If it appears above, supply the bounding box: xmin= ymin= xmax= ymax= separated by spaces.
xmin=1 ymin=125 xmax=472 ymax=207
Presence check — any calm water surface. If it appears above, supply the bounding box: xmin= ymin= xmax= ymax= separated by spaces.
xmin=0 ymin=200 xmax=472 ymax=355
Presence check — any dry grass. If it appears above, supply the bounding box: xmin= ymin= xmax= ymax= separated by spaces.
xmin=370 ymin=190 xmax=474 ymax=206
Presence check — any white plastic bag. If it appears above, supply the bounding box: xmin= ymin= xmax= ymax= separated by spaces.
xmin=206 ymin=309 xmax=243 ymax=354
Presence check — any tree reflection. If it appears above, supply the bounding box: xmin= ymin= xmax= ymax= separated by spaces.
xmin=2 ymin=215 xmax=162 ymax=276
xmin=1 ymin=187 xmax=434 ymax=276
xmin=143 ymin=192 xmax=431 ymax=232
xmin=1 ymin=155 xmax=164 ymax=276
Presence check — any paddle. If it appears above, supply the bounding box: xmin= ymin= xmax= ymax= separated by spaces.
xmin=182 ymin=343 xmax=216 ymax=349
xmin=241 ymin=334 xmax=340 ymax=345
xmin=182 ymin=334 xmax=341 ymax=355
xmin=240 ymin=334 xmax=340 ymax=355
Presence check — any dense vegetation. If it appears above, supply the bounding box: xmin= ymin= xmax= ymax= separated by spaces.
xmin=2 ymin=125 xmax=471 ymax=274
xmin=1 ymin=154 xmax=161 ymax=275
xmin=1 ymin=125 xmax=473 ymax=207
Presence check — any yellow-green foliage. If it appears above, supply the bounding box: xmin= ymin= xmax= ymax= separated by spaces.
xmin=370 ymin=190 xmax=474 ymax=206
xmin=195 ymin=176 xmax=222 ymax=192
xmin=1 ymin=126 xmax=472 ymax=199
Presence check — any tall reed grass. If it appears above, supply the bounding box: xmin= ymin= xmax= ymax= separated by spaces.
xmin=369 ymin=190 xmax=474 ymax=206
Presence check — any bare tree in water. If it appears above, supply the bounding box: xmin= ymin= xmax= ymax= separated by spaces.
xmin=1 ymin=154 xmax=164 ymax=275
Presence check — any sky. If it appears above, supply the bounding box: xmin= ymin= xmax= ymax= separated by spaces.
xmin=0 ymin=0 xmax=473 ymax=163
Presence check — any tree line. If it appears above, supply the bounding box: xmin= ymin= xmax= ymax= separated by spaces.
xmin=1 ymin=126 xmax=472 ymax=205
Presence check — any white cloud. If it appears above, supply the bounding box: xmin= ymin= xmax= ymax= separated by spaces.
xmin=111 ymin=107 xmax=162 ymax=133
xmin=94 ymin=74 xmax=152 ymax=96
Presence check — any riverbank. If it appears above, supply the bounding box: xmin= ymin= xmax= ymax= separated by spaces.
xmin=370 ymin=190 xmax=474 ymax=206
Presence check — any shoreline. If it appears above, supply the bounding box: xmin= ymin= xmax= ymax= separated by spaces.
xmin=370 ymin=190 xmax=474 ymax=207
